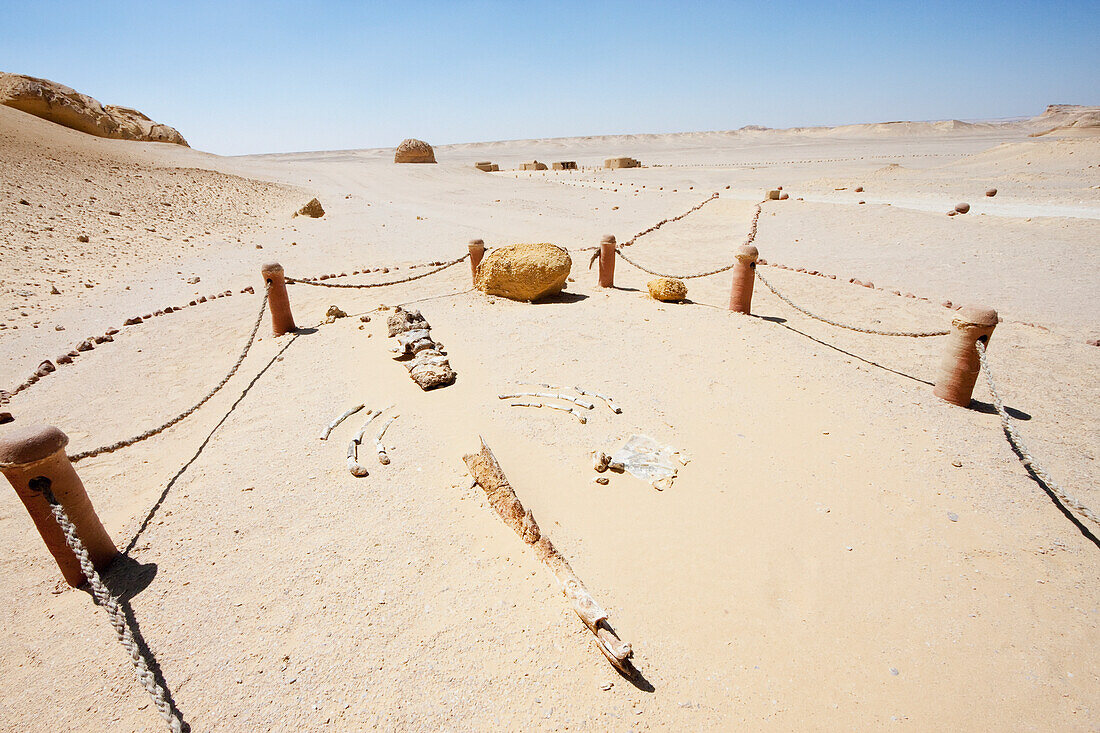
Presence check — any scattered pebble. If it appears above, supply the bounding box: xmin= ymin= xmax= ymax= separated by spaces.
xmin=948 ymin=512 xmax=958 ymax=522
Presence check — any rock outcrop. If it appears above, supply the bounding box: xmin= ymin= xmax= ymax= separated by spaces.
xmin=647 ymin=278 xmax=687 ymax=302
xmin=474 ymin=243 xmax=572 ymax=302
xmin=0 ymin=72 xmax=188 ymax=145
xmin=394 ymin=138 xmax=436 ymax=163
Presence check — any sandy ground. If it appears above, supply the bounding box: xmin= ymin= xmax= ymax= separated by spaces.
xmin=1 ymin=105 xmax=1098 ymax=731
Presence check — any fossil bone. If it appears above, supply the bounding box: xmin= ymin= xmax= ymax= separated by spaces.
xmin=320 ymin=404 xmax=365 ymax=441
xmin=462 ymin=439 xmax=635 ymax=675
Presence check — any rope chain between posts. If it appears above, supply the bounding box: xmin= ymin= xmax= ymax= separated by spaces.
xmin=975 ymin=340 xmax=1098 ymax=528
xmin=34 ymin=481 xmax=183 ymax=732
xmin=754 ymin=269 xmax=950 ymax=337
xmin=286 ymin=254 xmax=469 ymax=289
xmin=613 ymin=201 xmax=765 ymax=279
xmin=622 ymin=192 xmax=722 ymax=247
xmin=68 ymin=284 xmax=271 ymax=463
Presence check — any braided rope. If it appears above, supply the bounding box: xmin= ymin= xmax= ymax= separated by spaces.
xmin=975 ymin=341 xmax=1098 ymax=528
xmin=286 ymin=254 xmax=468 ymax=289
xmin=37 ymin=483 xmax=183 ymax=731
xmin=622 ymin=193 xmax=721 ymax=247
xmin=69 ymin=285 xmax=270 ymax=463
xmin=613 ymin=201 xmax=764 ymax=279
xmin=755 ymin=269 xmax=949 ymax=337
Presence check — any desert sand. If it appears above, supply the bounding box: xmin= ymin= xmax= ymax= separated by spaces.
xmin=1 ymin=100 xmax=1098 ymax=731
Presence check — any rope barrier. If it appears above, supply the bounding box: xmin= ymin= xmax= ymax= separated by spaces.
xmin=613 ymin=201 xmax=764 ymax=279
xmin=34 ymin=480 xmax=183 ymax=732
xmin=69 ymin=284 xmax=271 ymax=463
xmin=622 ymin=193 xmax=721 ymax=247
xmin=755 ymin=269 xmax=949 ymax=337
xmin=975 ymin=341 xmax=1098 ymax=528
xmin=286 ymin=254 xmax=468 ymax=289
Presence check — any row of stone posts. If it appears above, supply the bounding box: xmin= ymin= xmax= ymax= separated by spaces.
xmin=582 ymin=236 xmax=995 ymax=407
xmin=2 ymin=250 xmax=995 ymax=586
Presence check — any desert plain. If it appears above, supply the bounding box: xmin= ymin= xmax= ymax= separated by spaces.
xmin=1 ymin=99 xmax=1099 ymax=730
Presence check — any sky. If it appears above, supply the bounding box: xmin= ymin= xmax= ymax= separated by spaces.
xmin=2 ymin=1 xmax=1098 ymax=156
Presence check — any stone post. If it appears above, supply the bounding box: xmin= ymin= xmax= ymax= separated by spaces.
xmin=261 ymin=262 xmax=296 ymax=336
xmin=468 ymin=239 xmax=485 ymax=285
xmin=728 ymin=245 xmax=759 ymax=314
xmin=933 ymin=306 xmax=998 ymax=407
xmin=598 ymin=235 xmax=616 ymax=288
xmin=0 ymin=424 xmax=118 ymax=586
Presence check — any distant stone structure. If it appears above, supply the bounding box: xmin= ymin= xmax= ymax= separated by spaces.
xmin=552 ymin=161 xmax=577 ymax=170
xmin=604 ymin=157 xmax=640 ymax=169
xmin=520 ymin=161 xmax=548 ymax=171
xmin=474 ymin=161 xmax=499 ymax=172
xmin=394 ymin=138 xmax=436 ymax=163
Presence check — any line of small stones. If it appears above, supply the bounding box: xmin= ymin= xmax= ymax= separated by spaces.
xmin=289 ymin=257 xmax=459 ymax=283
xmin=653 ymin=153 xmax=955 ymax=168
xmin=1 ymin=284 xmax=258 ymax=411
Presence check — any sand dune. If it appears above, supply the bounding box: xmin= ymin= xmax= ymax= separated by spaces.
xmin=1 ymin=103 xmax=1098 ymax=731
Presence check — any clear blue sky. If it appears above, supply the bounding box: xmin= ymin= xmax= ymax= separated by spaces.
xmin=2 ymin=1 xmax=1097 ymax=155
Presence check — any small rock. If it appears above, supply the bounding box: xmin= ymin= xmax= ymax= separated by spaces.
xmin=108 ymin=210 xmax=121 ymax=216
xmin=954 ymin=202 xmax=970 ymax=214
xmin=985 ymin=188 xmax=997 ymax=197
xmin=76 ymin=339 xmax=94 ymax=352
xmin=54 ymin=324 xmax=65 ymax=331
xmin=187 ymin=276 xmax=200 ymax=284
xmin=294 ymin=198 xmax=325 ymax=218
xmin=18 ymin=199 xmax=30 ymax=205
xmin=359 ymin=315 xmax=371 ymax=323
xmin=947 ymin=210 xmax=957 ymax=217
xmin=890 ymin=668 xmax=899 ymax=676
xmin=0 ymin=412 xmax=12 ymax=424
xmin=325 ymin=305 xmax=348 ymax=323
xmin=594 ymin=476 xmax=609 ymax=485
xmin=56 ymin=354 xmax=73 ymax=364
xmin=76 ymin=234 xmax=89 ymax=243
xmin=855 ymin=186 xmax=864 ymax=192
xmin=647 ymin=277 xmax=688 ymax=302
xmin=36 ymin=360 xmax=56 ymax=376
xmin=600 ymin=682 xmax=613 ymax=691
xmin=947 ymin=512 xmax=958 ymax=522
xmin=50 ymin=285 xmax=60 ymax=295
xmin=951 ymin=460 xmax=962 ymax=467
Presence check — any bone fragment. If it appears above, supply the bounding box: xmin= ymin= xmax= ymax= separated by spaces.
xmin=498 ymin=392 xmax=595 ymax=410
xmin=462 ymin=439 xmax=635 ymax=674
xmin=320 ymin=404 xmax=365 ymax=440
xmin=347 ymin=441 xmax=369 ymax=477
xmin=374 ymin=414 xmax=398 ymax=465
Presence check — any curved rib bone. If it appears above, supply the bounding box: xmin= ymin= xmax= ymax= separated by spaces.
xmin=320 ymin=404 xmax=365 ymax=440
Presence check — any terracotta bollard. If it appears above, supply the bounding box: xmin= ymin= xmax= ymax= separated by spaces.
xmin=0 ymin=424 xmax=118 ymax=586
xmin=933 ymin=306 xmax=998 ymax=407
xmin=598 ymin=235 xmax=616 ymax=288
xmin=728 ymin=244 xmax=759 ymax=314
xmin=261 ymin=262 xmax=296 ymax=336
xmin=468 ymin=239 xmax=486 ymax=285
